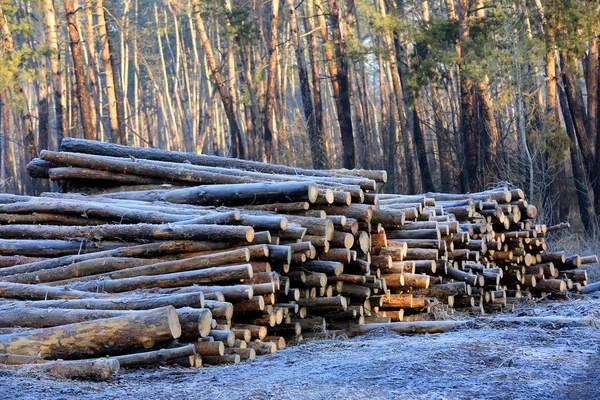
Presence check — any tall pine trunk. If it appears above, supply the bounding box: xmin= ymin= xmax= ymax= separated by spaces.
xmin=328 ymin=0 xmax=355 ymax=169
xmin=192 ymin=0 xmax=244 ymax=158
xmin=263 ymin=0 xmax=280 ymax=162
xmin=64 ymin=0 xmax=95 ymax=141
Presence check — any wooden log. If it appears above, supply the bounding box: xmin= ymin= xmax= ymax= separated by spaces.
xmin=300 ymin=260 xmax=344 ymax=276
xmin=209 ymin=330 xmax=236 ymax=347
xmin=0 ymin=305 xmax=205 ymax=332
xmin=244 ymin=202 xmax=310 ymax=212
xmin=0 ymin=357 xmax=120 ymax=380
xmin=231 ymin=324 xmax=268 ymax=340
xmin=534 ymin=279 xmax=567 ymax=293
xmin=3 ymin=293 xmax=204 ymax=311
xmin=345 ymin=320 xmax=466 ymax=336
xmin=176 ymin=307 xmax=213 ymax=339
xmin=411 ymin=282 xmax=469 ymax=298
xmin=99 ymin=181 xmax=318 ymax=206
xmin=166 ymin=285 xmax=253 ymax=302
xmin=190 ymin=341 xmax=224 ymax=356
xmin=57 ymin=139 xmax=377 ymax=182
xmin=0 ymin=306 xmax=180 ymax=358
xmin=3 ymin=257 xmax=160 ymax=285
xmin=68 ymin=264 xmax=253 ymax=292
xmin=224 ymin=347 xmax=256 ymax=360
xmin=0 ymin=239 xmax=135 ymax=258
xmin=202 ymin=354 xmax=240 ymax=365
xmin=0 ymin=281 xmax=117 ymax=300
xmin=246 ymin=341 xmax=277 ymax=355
xmin=0 ymin=256 xmax=46 ymax=268
xmin=0 ymin=240 xmax=236 ymax=277
xmin=580 ymin=281 xmax=600 ymax=294
xmin=296 ymin=295 xmax=347 ymax=310
xmin=0 ymin=223 xmax=254 ymax=243
xmin=443 ymin=266 xmax=481 ymax=287
xmin=233 ymin=296 xmax=265 ymax=312
xmin=380 ymin=274 xmax=405 ymax=289
xmin=114 ymin=344 xmax=196 ymax=368
xmin=72 ymin=249 xmax=251 ymax=283
xmin=339 ymin=283 xmax=371 ymax=299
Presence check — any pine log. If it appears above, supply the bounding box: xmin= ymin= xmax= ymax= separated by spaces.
xmin=52 ymin=248 xmax=251 ymax=283
xmin=99 ymin=181 xmax=318 ymax=206
xmin=0 ymin=306 xmax=180 ymax=358
xmin=4 ymin=257 xmax=157 ymax=284
xmin=2 ymin=293 xmax=204 ymax=311
xmin=0 ymin=223 xmax=254 ymax=243
xmin=0 ymin=240 xmax=235 ymax=277
xmin=168 ymin=284 xmax=253 ymax=302
xmin=0 ymin=357 xmax=120 ymax=380
xmin=114 ymin=344 xmax=196 ymax=368
xmin=190 ymin=340 xmax=224 ymax=356
xmin=224 ymin=347 xmax=256 ymax=360
xmin=0 ymin=281 xmax=117 ymax=300
xmin=0 ymin=239 xmax=133 ymax=257
xmin=345 ymin=320 xmax=466 ymax=336
xmin=68 ymin=264 xmax=253 ymax=293
xmin=58 ymin=139 xmax=380 ymax=181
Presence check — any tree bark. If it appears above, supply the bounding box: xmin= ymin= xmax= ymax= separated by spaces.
xmin=286 ymin=0 xmax=327 ymax=169
xmin=328 ymin=0 xmax=356 ymax=169
xmin=263 ymin=0 xmax=280 ymax=162
xmin=0 ymin=6 xmax=38 ymax=168
xmin=458 ymin=0 xmax=478 ymax=192
xmin=192 ymin=0 xmax=244 ymax=158
xmin=97 ymin=0 xmax=125 ymax=144
xmin=0 ymin=306 xmax=180 ymax=359
xmin=305 ymin=0 xmax=328 ymax=168
xmin=64 ymin=0 xmax=95 ymax=141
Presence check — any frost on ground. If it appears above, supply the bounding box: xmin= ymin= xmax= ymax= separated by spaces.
xmin=1 ymin=294 xmax=599 ymax=400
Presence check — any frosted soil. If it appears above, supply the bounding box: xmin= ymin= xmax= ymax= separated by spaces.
xmin=1 ymin=294 xmax=599 ymax=400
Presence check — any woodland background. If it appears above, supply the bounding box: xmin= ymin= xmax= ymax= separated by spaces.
xmin=1 ymin=0 xmax=600 ymax=234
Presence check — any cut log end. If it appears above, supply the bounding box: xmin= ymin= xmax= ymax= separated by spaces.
xmin=168 ymin=307 xmax=182 ymax=339
xmin=308 ymin=184 xmax=319 ymax=204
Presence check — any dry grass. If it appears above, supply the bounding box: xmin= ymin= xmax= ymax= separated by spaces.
xmin=547 ymin=229 xmax=600 ymax=283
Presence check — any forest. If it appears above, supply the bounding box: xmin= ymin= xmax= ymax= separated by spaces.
xmin=0 ymin=0 xmax=600 ymax=232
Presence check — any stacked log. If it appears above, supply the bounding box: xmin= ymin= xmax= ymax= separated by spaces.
xmin=0 ymin=139 xmax=594 ymax=379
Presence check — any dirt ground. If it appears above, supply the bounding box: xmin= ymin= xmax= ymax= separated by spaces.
xmin=1 ymin=293 xmax=599 ymax=400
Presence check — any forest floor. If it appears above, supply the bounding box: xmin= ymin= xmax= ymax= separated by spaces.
xmin=1 ymin=292 xmax=599 ymax=400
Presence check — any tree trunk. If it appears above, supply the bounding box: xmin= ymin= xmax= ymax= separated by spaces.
xmin=305 ymin=0 xmax=328 ymax=168
xmin=263 ymin=0 xmax=280 ymax=162
xmin=192 ymin=0 xmax=244 ymax=158
xmin=328 ymin=0 xmax=356 ymax=169
xmin=477 ymin=75 xmax=499 ymax=183
xmin=44 ymin=0 xmax=66 ymax=145
xmin=286 ymin=0 xmax=327 ymax=169
xmin=64 ymin=0 xmax=95 ymax=141
xmin=97 ymin=0 xmax=125 ymax=144
xmin=557 ymin=77 xmax=595 ymax=231
xmin=458 ymin=0 xmax=478 ymax=192
xmin=0 ymin=6 xmax=37 ymax=169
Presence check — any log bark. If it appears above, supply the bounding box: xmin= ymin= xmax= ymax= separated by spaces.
xmin=0 ymin=306 xmax=181 ymax=358
xmin=68 ymin=264 xmax=253 ymax=293
xmin=0 ymin=357 xmax=119 ymax=380
xmin=0 ymin=281 xmax=117 ymax=300
xmin=345 ymin=320 xmax=466 ymax=336
xmin=0 ymin=223 xmax=254 ymax=243
xmin=114 ymin=344 xmax=196 ymax=368
xmin=100 ymin=181 xmax=318 ymax=206
xmin=0 ymin=241 xmax=233 ymax=277
xmin=3 ymin=293 xmax=204 ymax=311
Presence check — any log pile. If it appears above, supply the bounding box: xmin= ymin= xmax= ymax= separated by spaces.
xmin=0 ymin=138 xmax=593 ymax=379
